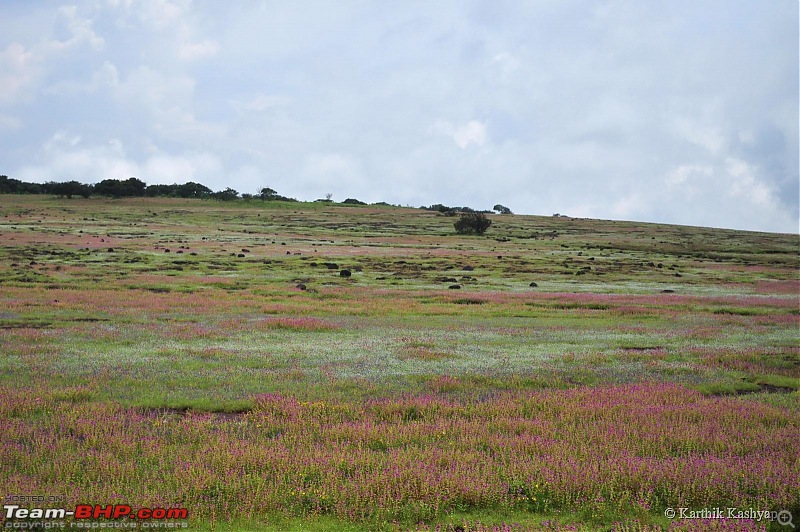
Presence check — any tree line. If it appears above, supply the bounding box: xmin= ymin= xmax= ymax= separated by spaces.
xmin=0 ymin=174 xmax=509 ymax=234
xmin=0 ymin=175 xmax=298 ymax=202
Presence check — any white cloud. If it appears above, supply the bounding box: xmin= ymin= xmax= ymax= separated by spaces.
xmin=491 ymin=52 xmax=521 ymax=82
xmin=18 ymin=133 xmax=138 ymax=183
xmin=0 ymin=6 xmax=107 ymax=105
xmin=0 ymin=113 xmax=21 ymax=131
xmin=430 ymin=120 xmax=488 ymax=149
xmin=111 ymin=0 xmax=189 ymax=30
xmin=610 ymin=193 xmax=645 ymax=219
xmin=725 ymin=157 xmax=774 ymax=207
xmin=48 ymin=6 xmax=105 ymax=52
xmin=45 ymin=60 xmax=119 ymax=95
xmin=232 ymin=94 xmax=290 ymax=113
xmin=178 ymin=39 xmax=219 ymax=60
xmin=109 ymin=0 xmax=217 ymax=62
xmin=111 ymin=65 xmax=223 ymax=142
xmin=301 ymin=153 xmax=366 ymax=197
xmin=143 ymin=151 xmax=223 ymax=186
xmin=665 ymin=164 xmax=713 ymax=200
xmin=671 ymin=116 xmax=726 ymax=155
xmin=0 ymin=42 xmax=40 ymax=105
xmin=17 ymin=134 xmax=225 ymax=191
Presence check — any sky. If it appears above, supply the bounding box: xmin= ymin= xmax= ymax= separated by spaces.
xmin=0 ymin=1 xmax=797 ymax=233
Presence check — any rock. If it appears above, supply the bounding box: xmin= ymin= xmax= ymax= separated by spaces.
xmin=340 ymin=269 xmax=352 ymax=277
xmin=296 ymin=283 xmax=307 ymax=290
xmin=529 ymin=282 xmax=538 ymax=287
xmin=237 ymin=253 xmax=245 ymax=258
xmin=463 ymin=265 xmax=474 ymax=271
xmin=661 ymin=289 xmax=675 ymax=293
xmin=449 ymin=284 xmax=461 ymax=289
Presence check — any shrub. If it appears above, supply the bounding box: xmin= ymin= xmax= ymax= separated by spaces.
xmin=454 ymin=212 xmax=492 ymax=235
xmin=211 ymin=188 xmax=239 ymax=201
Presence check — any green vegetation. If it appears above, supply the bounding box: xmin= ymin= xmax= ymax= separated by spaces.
xmin=0 ymin=195 xmax=797 ymax=530
xmin=454 ymin=211 xmax=493 ymax=235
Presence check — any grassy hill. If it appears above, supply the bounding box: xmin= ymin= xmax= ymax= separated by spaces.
xmin=1 ymin=195 xmax=798 ymax=530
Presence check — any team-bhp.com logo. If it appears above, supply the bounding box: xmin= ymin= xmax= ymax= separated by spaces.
xmin=3 ymin=504 xmax=189 ymax=529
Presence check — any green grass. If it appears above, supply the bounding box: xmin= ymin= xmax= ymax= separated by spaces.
xmin=749 ymin=373 xmax=800 ymax=390
xmin=1 ymin=195 xmax=798 ymax=529
xmin=693 ymin=381 xmax=763 ymax=396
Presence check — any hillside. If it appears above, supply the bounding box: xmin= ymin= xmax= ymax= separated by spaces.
xmin=1 ymin=195 xmax=798 ymax=530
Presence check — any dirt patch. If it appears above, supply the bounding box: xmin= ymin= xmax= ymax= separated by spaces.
xmin=754 ymin=383 xmax=796 ymax=394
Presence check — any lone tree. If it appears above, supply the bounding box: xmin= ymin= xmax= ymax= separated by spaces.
xmin=454 ymin=212 xmax=492 ymax=235
xmin=493 ymin=204 xmax=512 ymax=215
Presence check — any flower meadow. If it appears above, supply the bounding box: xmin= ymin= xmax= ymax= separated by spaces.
xmin=1 ymin=196 xmax=798 ymax=530
xmin=2 ymin=383 xmax=798 ymax=528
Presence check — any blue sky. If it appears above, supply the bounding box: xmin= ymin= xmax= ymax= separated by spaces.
xmin=1 ymin=0 xmax=797 ymax=233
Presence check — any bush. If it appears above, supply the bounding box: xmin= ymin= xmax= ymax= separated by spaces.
xmin=211 ymin=188 xmax=239 ymax=201
xmin=454 ymin=212 xmax=492 ymax=235
xmin=94 ymin=178 xmax=146 ymax=198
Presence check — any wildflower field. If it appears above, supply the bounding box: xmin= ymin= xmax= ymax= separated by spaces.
xmin=1 ymin=195 xmax=798 ymax=531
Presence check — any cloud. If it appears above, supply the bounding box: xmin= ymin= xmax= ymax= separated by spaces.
xmin=143 ymin=151 xmax=223 ymax=186
xmin=109 ymin=0 xmax=218 ymax=62
xmin=230 ymin=94 xmax=290 ymax=113
xmin=17 ymin=133 xmax=225 ymax=192
xmin=725 ymin=158 xmax=774 ymax=207
xmin=670 ymin=116 xmax=725 ymax=155
xmin=0 ymin=6 xmax=106 ymax=106
xmin=17 ymin=132 xmax=137 ymax=183
xmin=0 ymin=113 xmax=21 ymax=131
xmin=178 ymin=38 xmax=219 ymax=61
xmin=490 ymin=51 xmax=521 ymax=82
xmin=301 ymin=152 xmax=367 ymax=199
xmin=0 ymin=42 xmax=40 ymax=105
xmin=430 ymin=120 xmax=489 ymax=149
xmin=44 ymin=60 xmax=119 ymax=95
xmin=665 ymin=164 xmax=713 ymax=200
xmin=48 ymin=5 xmax=105 ymax=52
xmin=110 ymin=0 xmax=189 ymax=30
